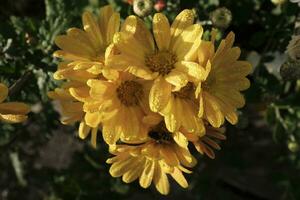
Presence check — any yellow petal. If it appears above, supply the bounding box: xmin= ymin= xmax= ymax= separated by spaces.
xmin=169 ymin=167 xmax=188 ymax=188
xmin=84 ymin=112 xmax=101 ymax=128
xmin=55 ymin=35 xmax=95 ymax=59
xmin=0 ymin=102 xmax=30 ymax=115
xmin=53 ymin=50 xmax=89 ymax=61
xmin=119 ymin=107 xmax=140 ymax=141
xmin=198 ymin=41 xmax=214 ymax=66
xmin=163 ymin=97 xmax=180 ymax=132
xmin=121 ymin=15 xmax=155 ymax=51
xmin=139 ymin=159 xmax=155 ymax=188
xmin=143 ymin=114 xmax=162 ymax=126
xmin=175 ymin=61 xmax=206 ymax=81
xmin=48 ymin=88 xmax=73 ymax=101
xmin=122 ymin=161 xmax=144 ymax=183
xmin=102 ymin=117 xmax=121 ymax=145
xmin=66 ymin=28 xmax=94 ymax=50
xmin=153 ymin=161 xmax=170 ymax=195
xmin=153 ymin=13 xmax=170 ymax=51
xmin=160 ymin=146 xmax=179 ymax=167
xmin=69 ymin=86 xmax=90 ymax=102
xmin=90 ymin=127 xmax=98 ymax=148
xmin=172 ymin=24 xmax=203 ymax=61
xmin=149 ymin=76 xmax=172 ymax=112
xmin=87 ymin=79 xmax=113 ymax=99
xmin=203 ymin=92 xmax=224 ymax=128
xmin=170 ymin=9 xmax=195 ymax=40
xmin=106 ymin=12 xmax=120 ymax=44
xmin=78 ymin=121 xmax=91 ymax=139
xmin=99 ymin=5 xmax=114 ymax=43
xmin=110 ymin=157 xmax=135 ymax=177
xmin=173 ymin=131 xmax=188 ymax=148
xmin=165 ymin=69 xmax=188 ymax=90
xmin=82 ymin=11 xmax=103 ymax=52
xmin=0 ymin=83 xmax=8 ymax=103
xmin=0 ymin=114 xmax=27 ymax=123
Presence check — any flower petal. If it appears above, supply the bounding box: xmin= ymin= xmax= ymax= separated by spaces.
xmin=0 ymin=102 xmax=30 ymax=115
xmin=153 ymin=13 xmax=170 ymax=51
xmin=149 ymin=76 xmax=172 ymax=112
xmin=0 ymin=83 xmax=8 ymax=103
xmin=172 ymin=24 xmax=203 ymax=61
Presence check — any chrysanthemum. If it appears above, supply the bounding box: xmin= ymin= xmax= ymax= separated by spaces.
xmin=84 ymin=72 xmax=151 ymax=145
xmin=0 ymin=83 xmax=30 ymax=123
xmin=54 ymin=5 xmax=120 ymax=74
xmin=49 ymin=5 xmax=121 ymax=147
xmin=106 ymin=119 xmax=196 ymax=195
xmin=196 ymin=31 xmax=252 ymax=128
xmin=48 ymin=81 xmax=99 ymax=148
xmin=160 ymin=82 xmax=205 ymax=135
xmin=106 ymin=9 xmax=205 ymax=134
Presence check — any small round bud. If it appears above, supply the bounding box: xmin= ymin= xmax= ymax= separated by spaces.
xmin=271 ymin=0 xmax=286 ymax=5
xmin=133 ymin=0 xmax=153 ymax=18
xmin=288 ymin=141 xmax=299 ymax=152
xmin=210 ymin=7 xmax=232 ymax=29
xmin=154 ymin=0 xmax=166 ymax=12
xmin=286 ymin=35 xmax=300 ymax=61
xmin=290 ymin=0 xmax=300 ymax=6
xmin=123 ymin=0 xmax=133 ymax=5
xmin=25 ymin=33 xmax=35 ymax=45
xmin=280 ymin=60 xmax=300 ymax=81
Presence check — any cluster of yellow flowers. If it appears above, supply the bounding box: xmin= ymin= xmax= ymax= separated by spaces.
xmin=48 ymin=5 xmax=251 ymax=195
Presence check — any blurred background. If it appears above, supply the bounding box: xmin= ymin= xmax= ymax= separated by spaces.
xmin=0 ymin=0 xmax=300 ymax=199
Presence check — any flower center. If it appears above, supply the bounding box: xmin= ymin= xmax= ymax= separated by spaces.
xmin=145 ymin=51 xmax=177 ymax=76
xmin=148 ymin=122 xmax=173 ymax=144
xmin=116 ymin=81 xmax=143 ymax=107
xmin=173 ymin=82 xmax=195 ymax=99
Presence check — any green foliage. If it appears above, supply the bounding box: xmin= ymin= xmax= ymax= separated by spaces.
xmin=0 ymin=0 xmax=300 ymax=199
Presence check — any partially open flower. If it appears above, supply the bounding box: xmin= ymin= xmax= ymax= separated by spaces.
xmin=286 ymin=35 xmax=300 ymax=61
xmin=290 ymin=0 xmax=300 ymax=6
xmin=133 ymin=0 xmax=153 ymax=17
xmin=280 ymin=60 xmax=300 ymax=81
xmin=196 ymin=31 xmax=252 ymax=128
xmin=107 ymin=119 xmax=196 ymax=195
xmin=210 ymin=7 xmax=232 ymax=29
xmin=154 ymin=0 xmax=166 ymax=12
xmin=271 ymin=0 xmax=286 ymax=5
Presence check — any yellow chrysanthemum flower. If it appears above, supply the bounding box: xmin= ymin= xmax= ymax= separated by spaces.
xmin=0 ymin=83 xmax=30 ymax=123
xmin=196 ymin=31 xmax=252 ymax=128
xmin=49 ymin=5 xmax=121 ymax=147
xmin=106 ymin=9 xmax=206 ymax=134
xmin=84 ymin=72 xmax=151 ymax=145
xmin=106 ymin=119 xmax=196 ymax=195
xmin=48 ymin=81 xmax=85 ymax=125
xmin=160 ymin=82 xmax=205 ymax=135
xmin=54 ymin=5 xmax=120 ymax=75
xmin=48 ymin=81 xmax=99 ymax=147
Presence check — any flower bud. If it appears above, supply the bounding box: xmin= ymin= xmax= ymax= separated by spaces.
xmin=210 ymin=7 xmax=232 ymax=29
xmin=271 ymin=0 xmax=286 ymax=5
xmin=286 ymin=35 xmax=300 ymax=61
xmin=154 ymin=0 xmax=166 ymax=12
xmin=133 ymin=0 xmax=153 ymax=17
xmin=288 ymin=141 xmax=299 ymax=152
xmin=123 ymin=0 xmax=133 ymax=5
xmin=290 ymin=0 xmax=300 ymax=6
xmin=280 ymin=60 xmax=300 ymax=81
